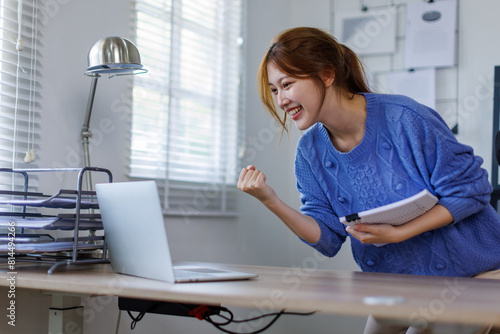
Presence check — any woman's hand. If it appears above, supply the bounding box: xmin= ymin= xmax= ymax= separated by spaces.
xmin=237 ymin=165 xmax=321 ymax=243
xmin=237 ymin=165 xmax=277 ymax=205
xmin=346 ymin=223 xmax=400 ymax=245
xmin=346 ymin=204 xmax=454 ymax=245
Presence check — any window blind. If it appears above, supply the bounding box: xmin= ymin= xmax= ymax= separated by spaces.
xmin=0 ymin=0 xmax=41 ymax=190
xmin=128 ymin=0 xmax=244 ymax=217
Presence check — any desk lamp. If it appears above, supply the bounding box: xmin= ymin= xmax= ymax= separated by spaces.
xmin=81 ymin=36 xmax=147 ymax=191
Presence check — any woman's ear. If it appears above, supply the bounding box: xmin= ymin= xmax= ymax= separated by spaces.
xmin=322 ymin=70 xmax=335 ymax=87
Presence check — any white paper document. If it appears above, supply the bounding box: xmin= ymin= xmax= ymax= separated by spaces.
xmin=405 ymin=0 xmax=457 ymax=69
xmin=340 ymin=189 xmax=438 ymax=227
xmin=386 ymin=68 xmax=436 ymax=109
xmin=335 ymin=8 xmax=397 ymax=55
xmin=340 ymin=189 xmax=438 ymax=246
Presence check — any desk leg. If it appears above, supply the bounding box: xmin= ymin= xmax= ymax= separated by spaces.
xmin=48 ymin=294 xmax=83 ymax=334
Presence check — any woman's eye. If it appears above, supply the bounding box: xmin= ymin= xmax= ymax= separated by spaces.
xmin=283 ymin=82 xmax=292 ymax=88
xmin=270 ymin=88 xmax=277 ymax=94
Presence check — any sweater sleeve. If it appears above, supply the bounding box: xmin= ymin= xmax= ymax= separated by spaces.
xmin=295 ymin=142 xmax=347 ymax=257
xmin=390 ymin=101 xmax=492 ymax=223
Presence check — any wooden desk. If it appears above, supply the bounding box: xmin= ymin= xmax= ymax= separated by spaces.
xmin=1 ymin=262 xmax=499 ymax=332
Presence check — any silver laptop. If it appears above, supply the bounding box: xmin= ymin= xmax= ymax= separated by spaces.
xmin=95 ymin=180 xmax=258 ymax=283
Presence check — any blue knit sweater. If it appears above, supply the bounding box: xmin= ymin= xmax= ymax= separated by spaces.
xmin=295 ymin=93 xmax=500 ymax=277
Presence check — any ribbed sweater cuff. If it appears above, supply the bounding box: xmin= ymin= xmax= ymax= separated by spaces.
xmin=438 ymin=197 xmax=471 ymax=224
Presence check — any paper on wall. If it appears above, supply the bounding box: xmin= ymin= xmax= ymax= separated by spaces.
xmin=386 ymin=68 xmax=436 ymax=109
xmin=404 ymin=0 xmax=457 ymax=69
xmin=334 ymin=7 xmax=397 ymax=55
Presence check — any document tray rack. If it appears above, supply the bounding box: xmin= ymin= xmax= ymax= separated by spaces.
xmin=0 ymin=167 xmax=113 ymax=273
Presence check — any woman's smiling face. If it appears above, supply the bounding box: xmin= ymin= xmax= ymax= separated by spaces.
xmin=267 ymin=64 xmax=324 ymax=131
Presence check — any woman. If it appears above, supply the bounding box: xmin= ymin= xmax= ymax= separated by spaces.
xmin=237 ymin=27 xmax=500 ymax=334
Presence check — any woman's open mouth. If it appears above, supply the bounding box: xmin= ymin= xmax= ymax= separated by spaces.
xmin=288 ymin=106 xmax=302 ymax=120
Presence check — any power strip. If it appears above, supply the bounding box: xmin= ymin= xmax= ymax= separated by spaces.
xmin=118 ymin=297 xmax=222 ymax=318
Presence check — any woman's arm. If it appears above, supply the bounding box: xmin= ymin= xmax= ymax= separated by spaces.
xmin=396 ymin=103 xmax=492 ymax=224
xmin=237 ymin=165 xmax=321 ymax=243
xmin=348 ymin=100 xmax=490 ymax=246
xmin=346 ymin=204 xmax=453 ymax=244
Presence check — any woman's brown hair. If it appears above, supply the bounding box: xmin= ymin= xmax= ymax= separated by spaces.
xmin=258 ymin=27 xmax=371 ymax=133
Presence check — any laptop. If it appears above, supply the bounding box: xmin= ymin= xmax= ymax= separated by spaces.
xmin=95 ymin=180 xmax=258 ymax=283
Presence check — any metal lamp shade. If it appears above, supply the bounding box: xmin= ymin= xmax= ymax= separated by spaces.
xmin=81 ymin=36 xmax=146 ymax=191
xmin=85 ymin=36 xmax=145 ymax=75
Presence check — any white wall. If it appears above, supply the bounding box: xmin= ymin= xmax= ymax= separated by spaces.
xmin=455 ymin=0 xmax=500 ymax=172
xmin=4 ymin=0 xmax=499 ymax=334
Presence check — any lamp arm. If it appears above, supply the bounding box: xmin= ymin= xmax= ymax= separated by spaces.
xmin=82 ymin=75 xmax=99 ymax=134
xmin=81 ymin=75 xmax=100 ymax=191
